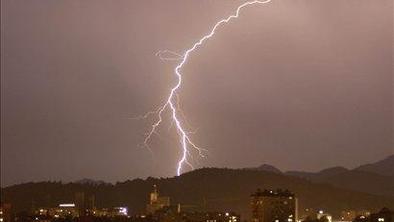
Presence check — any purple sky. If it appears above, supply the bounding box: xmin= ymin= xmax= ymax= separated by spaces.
xmin=1 ymin=0 xmax=393 ymax=186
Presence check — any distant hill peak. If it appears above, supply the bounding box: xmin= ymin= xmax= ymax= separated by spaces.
xmin=248 ymin=164 xmax=282 ymax=174
xmin=382 ymin=154 xmax=394 ymax=162
xmin=355 ymin=155 xmax=394 ymax=177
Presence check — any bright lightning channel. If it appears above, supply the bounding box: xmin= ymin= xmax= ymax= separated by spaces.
xmin=143 ymin=0 xmax=272 ymax=176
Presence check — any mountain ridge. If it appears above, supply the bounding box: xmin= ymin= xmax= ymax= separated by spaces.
xmin=355 ymin=155 xmax=394 ymax=177
xmin=256 ymin=155 xmax=394 ymax=197
xmin=2 ymin=155 xmax=393 ymax=219
xmin=2 ymin=167 xmax=394 ymax=219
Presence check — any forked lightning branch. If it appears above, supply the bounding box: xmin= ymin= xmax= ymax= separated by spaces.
xmin=140 ymin=0 xmax=272 ymax=176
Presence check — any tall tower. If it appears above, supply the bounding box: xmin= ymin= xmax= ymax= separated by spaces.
xmin=146 ymin=185 xmax=170 ymax=214
xmin=150 ymin=185 xmax=158 ymax=204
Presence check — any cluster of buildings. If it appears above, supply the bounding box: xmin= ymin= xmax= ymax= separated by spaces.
xmin=1 ymin=187 xmax=393 ymax=222
xmin=137 ymin=185 xmax=240 ymax=222
xmin=250 ymin=189 xmax=297 ymax=222
xmin=1 ymin=192 xmax=129 ymax=222
xmin=32 ymin=204 xmax=128 ymax=219
xmin=30 ymin=191 xmax=128 ymax=219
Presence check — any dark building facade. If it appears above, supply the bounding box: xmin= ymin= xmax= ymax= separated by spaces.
xmin=251 ymin=189 xmax=298 ymax=222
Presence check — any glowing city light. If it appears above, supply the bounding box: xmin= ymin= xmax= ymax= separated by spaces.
xmin=59 ymin=204 xmax=75 ymax=208
xmin=116 ymin=207 xmax=128 ymax=216
xmin=142 ymin=0 xmax=272 ymax=175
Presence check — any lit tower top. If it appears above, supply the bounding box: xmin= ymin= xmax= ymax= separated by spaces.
xmin=150 ymin=185 xmax=158 ymax=204
xmin=146 ymin=184 xmax=170 ymax=214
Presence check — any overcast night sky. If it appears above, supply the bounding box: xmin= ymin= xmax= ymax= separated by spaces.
xmin=1 ymin=0 xmax=393 ymax=187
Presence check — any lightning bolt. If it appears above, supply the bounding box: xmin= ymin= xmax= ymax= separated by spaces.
xmin=142 ymin=0 xmax=272 ymax=176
